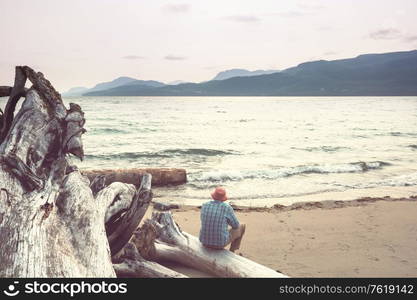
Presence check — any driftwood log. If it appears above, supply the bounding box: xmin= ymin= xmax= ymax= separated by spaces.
xmin=83 ymin=168 xmax=187 ymax=187
xmin=134 ymin=211 xmax=288 ymax=278
xmin=0 ymin=67 xmax=152 ymax=277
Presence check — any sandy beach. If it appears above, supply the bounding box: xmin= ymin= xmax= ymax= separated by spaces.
xmin=156 ymin=197 xmax=417 ymax=277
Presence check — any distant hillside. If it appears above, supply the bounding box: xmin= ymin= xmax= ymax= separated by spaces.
xmin=121 ymin=80 xmax=165 ymax=88
xmin=63 ymin=77 xmax=137 ymax=97
xmin=62 ymin=86 xmax=89 ymax=97
xmin=85 ymin=83 xmax=160 ymax=96
xmin=212 ymin=68 xmax=280 ymax=81
xmin=88 ymin=77 xmax=138 ymax=93
xmin=63 ymin=77 xmax=165 ymax=97
xmin=75 ymin=50 xmax=417 ymax=96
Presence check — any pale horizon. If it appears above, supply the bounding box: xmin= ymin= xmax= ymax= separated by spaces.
xmin=1 ymin=0 xmax=417 ymax=92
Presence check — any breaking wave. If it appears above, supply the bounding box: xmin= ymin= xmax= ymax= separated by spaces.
xmin=188 ymin=161 xmax=390 ymax=183
xmin=90 ymin=128 xmax=131 ymax=134
xmin=291 ymin=146 xmax=350 ymax=152
xmin=357 ymin=172 xmax=417 ymax=189
xmin=85 ymin=148 xmax=239 ymax=160
xmin=160 ymin=148 xmax=238 ymax=156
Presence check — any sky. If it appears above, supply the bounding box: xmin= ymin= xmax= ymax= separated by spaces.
xmin=0 ymin=0 xmax=416 ymax=92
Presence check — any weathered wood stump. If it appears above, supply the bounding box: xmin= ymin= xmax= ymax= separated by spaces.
xmin=0 ymin=67 xmax=151 ymax=277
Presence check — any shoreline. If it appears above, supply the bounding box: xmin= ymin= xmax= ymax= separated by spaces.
xmin=165 ymin=194 xmax=417 ymax=213
xmin=79 ymin=167 xmax=417 ymax=208
xmin=153 ymin=185 xmax=417 ymax=208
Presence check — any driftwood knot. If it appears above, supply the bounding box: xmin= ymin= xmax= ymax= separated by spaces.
xmin=40 ymin=202 xmax=54 ymax=222
xmin=0 ymin=188 xmax=11 ymax=206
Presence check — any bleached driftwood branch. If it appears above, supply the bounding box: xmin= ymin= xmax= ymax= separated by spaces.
xmin=135 ymin=211 xmax=288 ymax=278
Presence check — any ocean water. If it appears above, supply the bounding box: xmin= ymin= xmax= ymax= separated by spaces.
xmin=2 ymin=96 xmax=417 ymax=206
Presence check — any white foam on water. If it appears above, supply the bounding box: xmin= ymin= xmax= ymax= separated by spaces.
xmin=189 ymin=161 xmax=389 ymax=183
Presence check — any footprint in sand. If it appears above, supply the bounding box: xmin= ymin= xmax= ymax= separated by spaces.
xmin=390 ymin=255 xmax=408 ymax=264
xmin=384 ymin=244 xmax=396 ymax=253
xmin=338 ymin=243 xmax=350 ymax=251
xmin=287 ymin=262 xmax=307 ymax=270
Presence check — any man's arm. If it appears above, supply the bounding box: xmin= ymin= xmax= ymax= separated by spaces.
xmin=226 ymin=205 xmax=240 ymax=229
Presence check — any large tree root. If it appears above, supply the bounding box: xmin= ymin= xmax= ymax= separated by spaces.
xmin=0 ymin=66 xmax=152 ymax=277
xmin=105 ymin=174 xmax=152 ymax=256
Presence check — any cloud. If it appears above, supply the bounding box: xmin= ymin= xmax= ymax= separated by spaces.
xmin=308 ymin=56 xmax=319 ymax=61
xmin=323 ymin=51 xmax=338 ymax=56
xmin=297 ymin=1 xmax=324 ymax=11
xmin=317 ymin=25 xmax=333 ymax=31
xmin=122 ymin=55 xmax=145 ymax=60
xmin=368 ymin=28 xmax=417 ymax=43
xmin=164 ymin=55 xmax=187 ymax=61
xmin=204 ymin=66 xmax=222 ymax=70
xmin=264 ymin=2 xmax=324 ymax=18
xmin=368 ymin=28 xmax=417 ymax=42
xmin=276 ymin=11 xmax=307 ymax=17
xmin=369 ymin=28 xmax=402 ymax=40
xmin=262 ymin=10 xmax=315 ymax=18
xmin=404 ymin=35 xmax=417 ymax=42
xmin=223 ymin=15 xmax=261 ymax=23
xmin=223 ymin=6 xmax=322 ymax=23
xmin=162 ymin=3 xmax=190 ymax=13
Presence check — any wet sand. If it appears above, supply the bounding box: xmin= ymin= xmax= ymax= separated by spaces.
xmin=159 ymin=197 xmax=417 ymax=277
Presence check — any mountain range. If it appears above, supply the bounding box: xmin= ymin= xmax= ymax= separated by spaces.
xmin=64 ymin=50 xmax=417 ymax=96
xmin=211 ymin=69 xmax=280 ymax=81
xmin=63 ymin=69 xmax=275 ymax=96
xmin=62 ymin=76 xmax=165 ymax=96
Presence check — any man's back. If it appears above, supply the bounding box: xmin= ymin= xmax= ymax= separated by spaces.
xmin=199 ymin=200 xmax=239 ymax=247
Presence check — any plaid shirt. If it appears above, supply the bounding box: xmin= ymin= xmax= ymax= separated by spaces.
xmin=199 ymin=200 xmax=240 ymax=247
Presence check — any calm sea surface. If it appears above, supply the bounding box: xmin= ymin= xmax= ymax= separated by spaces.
xmin=2 ymin=96 xmax=417 ymax=206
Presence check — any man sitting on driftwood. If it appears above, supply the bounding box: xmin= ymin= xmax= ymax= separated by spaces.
xmin=199 ymin=187 xmax=246 ymax=252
